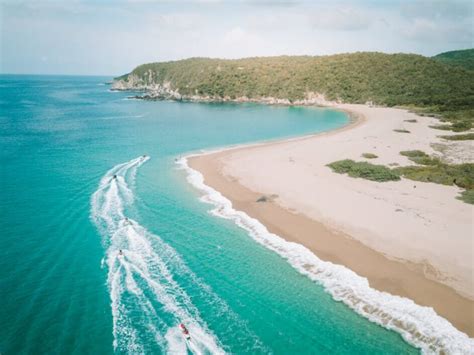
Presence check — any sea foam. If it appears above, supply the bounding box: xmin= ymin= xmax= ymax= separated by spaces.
xmin=178 ymin=153 xmax=474 ymax=354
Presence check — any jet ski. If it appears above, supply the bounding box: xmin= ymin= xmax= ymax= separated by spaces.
xmin=179 ymin=323 xmax=191 ymax=340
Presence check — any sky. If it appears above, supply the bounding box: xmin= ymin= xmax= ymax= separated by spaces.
xmin=0 ymin=0 xmax=473 ymax=76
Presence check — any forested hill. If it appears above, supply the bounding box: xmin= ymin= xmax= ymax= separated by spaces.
xmin=114 ymin=52 xmax=473 ymax=127
xmin=433 ymin=49 xmax=474 ymax=71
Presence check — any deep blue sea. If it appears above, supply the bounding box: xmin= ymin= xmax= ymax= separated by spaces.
xmin=0 ymin=75 xmax=416 ymax=354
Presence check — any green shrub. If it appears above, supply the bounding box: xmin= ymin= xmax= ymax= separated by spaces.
xmin=452 ymin=120 xmax=472 ymax=132
xmin=400 ymin=150 xmax=440 ymax=165
xmin=430 ymin=124 xmax=452 ymax=131
xmin=362 ymin=153 xmax=378 ymax=159
xmin=457 ymin=190 xmax=474 ymax=204
xmin=440 ymin=133 xmax=474 ymax=141
xmin=404 ymin=119 xmax=417 ymax=123
xmin=327 ymin=160 xmax=400 ymax=182
xmin=394 ymin=129 xmax=410 ymax=133
xmin=400 ymin=150 xmax=427 ymax=158
xmin=328 ymin=157 xmax=474 ymax=204
xmin=430 ymin=120 xmax=472 ymax=132
xmin=395 ymin=163 xmax=474 ymax=189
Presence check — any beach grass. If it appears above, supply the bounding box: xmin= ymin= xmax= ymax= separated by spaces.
xmin=327 ymin=160 xmax=400 ymax=182
xmin=404 ymin=119 xmax=418 ymax=123
xmin=362 ymin=153 xmax=378 ymax=159
xmin=393 ymin=129 xmax=410 ymax=133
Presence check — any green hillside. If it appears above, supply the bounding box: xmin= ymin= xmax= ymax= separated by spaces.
xmin=116 ymin=52 xmax=474 ymax=129
xmin=433 ymin=49 xmax=474 ymax=71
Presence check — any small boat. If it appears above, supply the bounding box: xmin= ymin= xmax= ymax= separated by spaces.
xmin=179 ymin=323 xmax=191 ymax=340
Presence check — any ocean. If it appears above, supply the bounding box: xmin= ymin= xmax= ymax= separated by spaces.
xmin=0 ymin=75 xmax=417 ymax=354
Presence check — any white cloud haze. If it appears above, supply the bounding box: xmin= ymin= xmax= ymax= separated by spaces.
xmin=0 ymin=0 xmax=472 ymax=75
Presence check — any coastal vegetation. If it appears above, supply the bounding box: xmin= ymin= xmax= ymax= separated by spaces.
xmin=115 ymin=51 xmax=474 ymax=129
xmin=457 ymin=190 xmax=474 ymax=204
xmin=329 ymin=152 xmax=474 ymax=204
xmin=433 ymin=49 xmax=474 ymax=71
xmin=362 ymin=153 xmax=378 ymax=159
xmin=439 ymin=133 xmax=474 ymax=141
xmin=400 ymin=150 xmax=440 ymax=165
xmin=430 ymin=120 xmax=472 ymax=132
xmin=393 ymin=129 xmax=410 ymax=133
xmin=327 ymin=160 xmax=400 ymax=182
xmin=395 ymin=156 xmax=474 ymax=192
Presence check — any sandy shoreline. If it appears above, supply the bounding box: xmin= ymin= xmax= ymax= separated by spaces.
xmin=188 ymin=104 xmax=473 ymax=337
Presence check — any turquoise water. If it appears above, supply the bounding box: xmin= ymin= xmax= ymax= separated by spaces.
xmin=0 ymin=75 xmax=416 ymax=354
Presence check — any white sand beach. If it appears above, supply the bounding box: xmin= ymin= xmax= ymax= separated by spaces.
xmin=189 ymin=104 xmax=474 ymax=335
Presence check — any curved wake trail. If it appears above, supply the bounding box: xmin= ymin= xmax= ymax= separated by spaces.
xmin=91 ymin=156 xmax=234 ymax=354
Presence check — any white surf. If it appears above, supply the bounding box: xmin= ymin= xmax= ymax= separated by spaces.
xmin=91 ymin=156 xmax=226 ymax=354
xmin=178 ymin=153 xmax=474 ymax=355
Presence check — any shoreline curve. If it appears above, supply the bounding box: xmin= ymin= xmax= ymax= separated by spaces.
xmin=179 ymin=104 xmax=473 ymax=349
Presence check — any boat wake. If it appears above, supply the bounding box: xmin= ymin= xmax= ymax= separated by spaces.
xmin=178 ymin=154 xmax=474 ymax=355
xmin=91 ymin=156 xmax=228 ymax=354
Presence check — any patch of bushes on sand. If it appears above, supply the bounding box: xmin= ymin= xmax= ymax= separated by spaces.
xmin=457 ymin=190 xmax=474 ymax=204
xmin=328 ymin=154 xmax=474 ymax=204
xmin=430 ymin=120 xmax=472 ymax=132
xmin=407 ymin=106 xmax=473 ymax=133
xmin=404 ymin=119 xmax=417 ymax=123
xmin=400 ymin=150 xmax=441 ymax=165
xmin=395 ymin=163 xmax=474 ymax=199
xmin=400 ymin=150 xmax=427 ymax=158
xmin=393 ymin=129 xmax=410 ymax=133
xmin=395 ymin=150 xmax=474 ymax=203
xmin=327 ymin=160 xmax=400 ymax=182
xmin=362 ymin=153 xmax=378 ymax=159
xmin=440 ymin=133 xmax=474 ymax=141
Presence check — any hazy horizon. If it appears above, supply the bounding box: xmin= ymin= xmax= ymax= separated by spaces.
xmin=1 ymin=48 xmax=473 ymax=77
xmin=1 ymin=0 xmax=473 ymax=76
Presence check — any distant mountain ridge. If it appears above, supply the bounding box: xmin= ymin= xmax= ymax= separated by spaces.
xmin=433 ymin=49 xmax=474 ymax=71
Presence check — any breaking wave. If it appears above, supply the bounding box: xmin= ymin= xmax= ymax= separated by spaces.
xmin=178 ymin=154 xmax=474 ymax=354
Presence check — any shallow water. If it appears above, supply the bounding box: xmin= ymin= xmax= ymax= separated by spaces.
xmin=0 ymin=75 xmax=417 ymax=354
